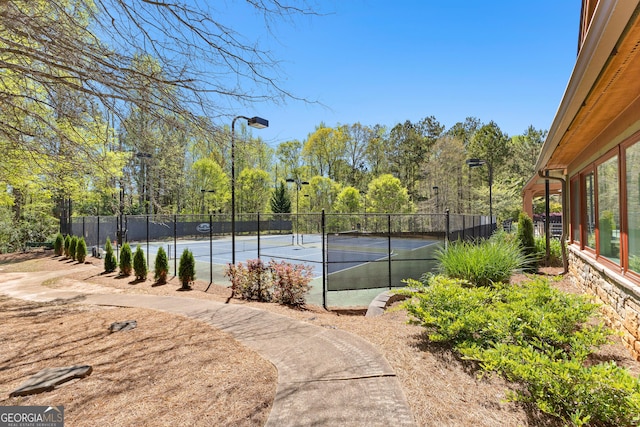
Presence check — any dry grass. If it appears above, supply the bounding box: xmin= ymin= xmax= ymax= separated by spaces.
xmin=1 ymin=251 xmax=638 ymax=426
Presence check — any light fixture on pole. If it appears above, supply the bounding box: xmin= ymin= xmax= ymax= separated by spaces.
xmin=231 ymin=116 xmax=269 ymax=265
xmin=286 ymin=177 xmax=309 ymax=245
xmin=466 ymin=158 xmax=493 ymax=222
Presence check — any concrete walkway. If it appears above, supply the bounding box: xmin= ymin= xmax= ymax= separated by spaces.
xmin=0 ymin=268 xmax=415 ymax=426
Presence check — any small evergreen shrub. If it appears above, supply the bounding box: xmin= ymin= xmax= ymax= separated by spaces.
xmin=104 ymin=238 xmax=117 ymax=273
xmin=76 ymin=237 xmax=87 ymax=263
xmin=54 ymin=232 xmax=64 ymax=256
xmin=154 ymin=246 xmax=169 ymax=284
xmin=516 ymin=211 xmax=537 ymax=272
xmin=119 ymin=242 xmax=133 ymax=276
xmin=133 ymin=245 xmax=147 ymax=280
xmin=437 ymin=237 xmax=526 ymax=286
xmin=69 ymin=236 xmax=78 ymax=261
xmin=178 ymin=248 xmax=195 ymax=289
xmin=400 ymin=275 xmax=640 ymax=426
xmin=64 ymin=235 xmax=71 ymax=258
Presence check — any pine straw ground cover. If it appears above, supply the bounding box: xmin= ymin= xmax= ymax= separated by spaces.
xmin=1 ymin=252 xmax=639 ymax=426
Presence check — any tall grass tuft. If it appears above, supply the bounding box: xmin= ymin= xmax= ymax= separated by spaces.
xmin=437 ymin=237 xmax=527 ymax=286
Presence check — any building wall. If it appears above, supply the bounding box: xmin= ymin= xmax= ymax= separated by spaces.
xmin=569 ymin=246 xmax=640 ymax=360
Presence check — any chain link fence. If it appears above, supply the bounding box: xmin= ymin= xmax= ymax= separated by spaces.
xmin=70 ymin=211 xmax=495 ymax=307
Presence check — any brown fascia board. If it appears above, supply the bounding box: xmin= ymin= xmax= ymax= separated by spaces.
xmin=534 ymin=0 xmax=639 ymax=173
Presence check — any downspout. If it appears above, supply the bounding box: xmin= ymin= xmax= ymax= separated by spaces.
xmin=538 ymin=170 xmax=568 ymax=274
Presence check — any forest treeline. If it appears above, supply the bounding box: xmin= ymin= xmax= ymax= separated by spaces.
xmin=0 ymin=1 xmax=551 ymax=251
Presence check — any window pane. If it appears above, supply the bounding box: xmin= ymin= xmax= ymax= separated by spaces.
xmin=571 ymin=178 xmax=580 ymax=242
xmin=597 ymin=156 xmax=619 ymax=263
xmin=584 ymin=172 xmax=595 ymax=248
xmin=627 ymin=143 xmax=640 ymax=274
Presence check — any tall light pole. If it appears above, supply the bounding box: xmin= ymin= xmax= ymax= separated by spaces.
xmin=136 ymin=152 xmax=152 ymax=214
xmin=466 ymin=158 xmax=493 ymax=221
xmin=286 ymin=177 xmax=309 ymax=244
xmin=231 ymin=116 xmax=268 ymax=265
xmin=200 ymin=189 xmax=215 ymax=215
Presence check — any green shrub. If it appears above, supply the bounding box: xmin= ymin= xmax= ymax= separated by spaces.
xmin=225 ymin=259 xmax=270 ymax=301
xmin=69 ymin=236 xmax=78 ymax=261
xmin=269 ymin=260 xmax=313 ymax=306
xmin=64 ymin=235 xmax=71 ymax=258
xmin=54 ymin=232 xmax=64 ymax=256
xmin=178 ymin=248 xmax=195 ymax=289
xmin=133 ymin=245 xmax=147 ymax=280
xmin=437 ymin=238 xmax=526 ymax=286
xmin=76 ymin=237 xmax=87 ymax=263
xmin=400 ymin=275 xmax=640 ymax=426
xmin=154 ymin=246 xmax=169 ymax=284
xmin=224 ymin=259 xmax=313 ymax=306
xmin=104 ymin=238 xmax=117 ymax=273
xmin=534 ymin=236 xmax=564 ymax=267
xmin=516 ymin=211 xmax=537 ymax=272
xmin=119 ymin=242 xmax=133 ymax=276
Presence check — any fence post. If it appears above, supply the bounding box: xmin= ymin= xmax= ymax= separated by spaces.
xmin=146 ymin=215 xmax=150 ymax=268
xmin=82 ymin=216 xmax=85 ymax=239
xmin=209 ymin=214 xmax=213 ymax=288
xmin=173 ymin=214 xmax=177 ymax=277
xmin=322 ymin=209 xmax=327 ymax=310
xmin=96 ymin=215 xmax=100 ymax=251
xmin=445 ymin=209 xmax=450 ymax=249
xmin=257 ymin=212 xmax=261 ymax=260
xmin=388 ymin=214 xmax=392 ymax=290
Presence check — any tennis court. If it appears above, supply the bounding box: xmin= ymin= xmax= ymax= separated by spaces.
xmin=74 ymin=212 xmax=493 ymax=307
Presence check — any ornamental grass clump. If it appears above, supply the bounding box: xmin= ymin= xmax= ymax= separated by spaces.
xmin=437 ymin=237 xmax=527 ymax=287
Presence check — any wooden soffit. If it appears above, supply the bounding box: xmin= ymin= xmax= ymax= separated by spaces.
xmin=537 ymin=1 xmax=640 ymax=172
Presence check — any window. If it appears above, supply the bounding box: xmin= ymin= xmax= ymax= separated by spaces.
xmin=597 ymin=155 xmax=619 ymax=263
xmin=627 ymin=142 xmax=640 ymax=274
xmin=571 ymin=177 xmax=580 ymax=243
xmin=584 ymin=171 xmax=595 ymax=249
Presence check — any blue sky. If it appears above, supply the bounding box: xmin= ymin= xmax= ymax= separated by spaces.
xmin=227 ymin=1 xmax=581 ymax=146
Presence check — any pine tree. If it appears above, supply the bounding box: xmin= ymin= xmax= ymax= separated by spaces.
xmin=104 ymin=238 xmax=117 ymax=273
xmin=76 ymin=237 xmax=87 ymax=263
xmin=270 ymin=181 xmax=292 ymax=213
xmin=178 ymin=248 xmax=195 ymax=290
xmin=154 ymin=246 xmax=169 ymax=284
xmin=133 ymin=245 xmax=147 ymax=280
xmin=119 ymin=242 xmax=133 ymax=276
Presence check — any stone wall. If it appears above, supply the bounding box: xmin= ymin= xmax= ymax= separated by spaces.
xmin=568 ymin=247 xmax=640 ymax=360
